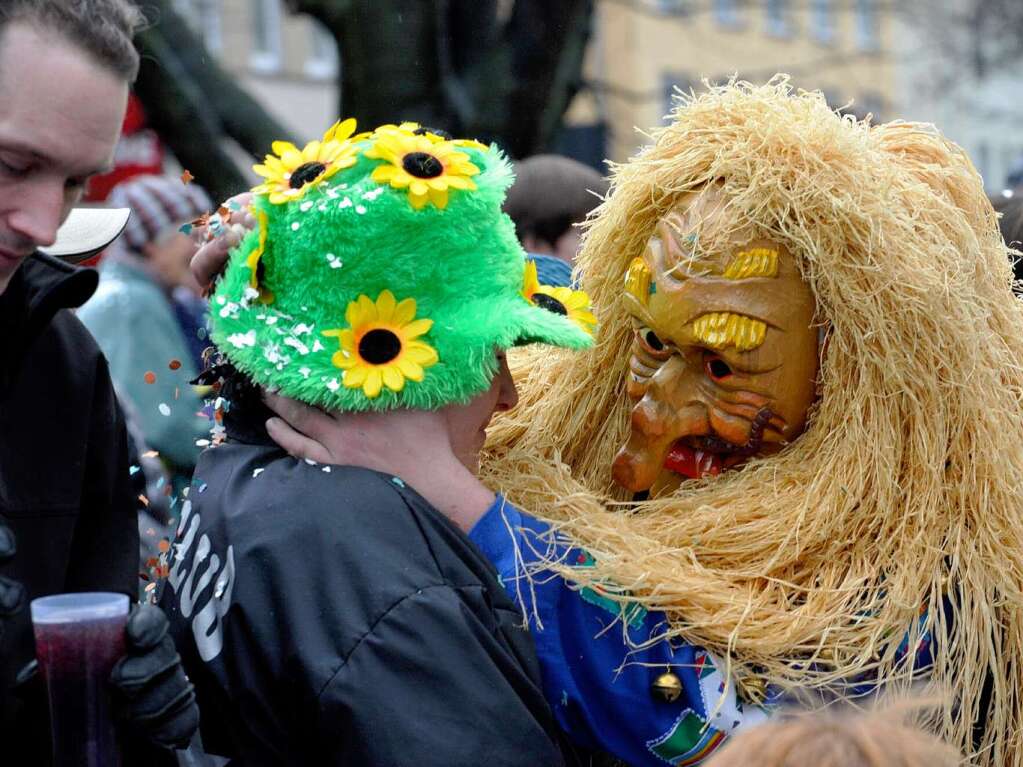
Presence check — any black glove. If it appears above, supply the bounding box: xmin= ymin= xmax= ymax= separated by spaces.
xmin=109 ymin=604 xmax=199 ymax=750
xmin=0 ymin=519 xmax=26 ymax=640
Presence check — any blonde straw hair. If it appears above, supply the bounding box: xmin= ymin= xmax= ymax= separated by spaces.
xmin=482 ymin=78 xmax=1023 ymax=764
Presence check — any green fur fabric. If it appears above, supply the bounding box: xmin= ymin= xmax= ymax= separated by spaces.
xmin=210 ymin=142 xmax=592 ymax=412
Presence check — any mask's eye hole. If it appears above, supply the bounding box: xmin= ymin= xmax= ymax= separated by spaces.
xmin=705 ymin=355 xmax=733 ymax=381
xmin=637 ymin=326 xmax=669 ymax=356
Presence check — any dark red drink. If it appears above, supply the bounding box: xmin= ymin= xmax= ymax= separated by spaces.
xmin=32 ymin=593 xmax=128 ymax=766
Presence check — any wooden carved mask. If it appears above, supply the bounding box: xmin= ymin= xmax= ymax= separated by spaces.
xmin=612 ymin=187 xmax=820 ymax=496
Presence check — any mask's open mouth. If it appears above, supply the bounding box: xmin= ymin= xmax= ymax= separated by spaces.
xmin=663 ymin=439 xmax=747 ymax=479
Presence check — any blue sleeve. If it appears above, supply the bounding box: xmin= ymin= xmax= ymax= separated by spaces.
xmin=469 ymin=496 xmax=768 ymax=767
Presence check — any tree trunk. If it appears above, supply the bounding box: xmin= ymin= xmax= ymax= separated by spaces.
xmin=134 ymin=0 xmax=293 ymax=202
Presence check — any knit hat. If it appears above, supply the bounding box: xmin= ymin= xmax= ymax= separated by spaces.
xmin=106 ymin=174 xmax=212 ymax=254
xmin=210 ymin=120 xmax=596 ymax=411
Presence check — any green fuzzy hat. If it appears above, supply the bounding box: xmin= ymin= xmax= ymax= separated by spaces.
xmin=210 ymin=121 xmax=595 ymax=411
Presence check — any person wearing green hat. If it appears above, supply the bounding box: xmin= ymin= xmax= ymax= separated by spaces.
xmin=159 ymin=121 xmax=595 ymax=765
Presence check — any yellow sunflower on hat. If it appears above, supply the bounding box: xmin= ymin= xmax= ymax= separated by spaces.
xmin=365 ymin=131 xmax=480 ymax=210
xmin=521 ymin=261 xmax=597 ymax=335
xmin=372 ymin=122 xmax=490 ymax=152
xmin=252 ymin=118 xmax=361 ymax=204
xmin=322 ymin=290 xmax=439 ymax=398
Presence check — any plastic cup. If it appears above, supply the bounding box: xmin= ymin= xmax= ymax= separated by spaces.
xmin=31 ymin=592 xmax=129 ymax=767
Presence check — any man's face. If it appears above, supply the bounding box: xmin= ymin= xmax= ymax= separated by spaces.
xmin=441 ymin=350 xmax=519 ymax=475
xmin=611 ymin=187 xmax=819 ymax=496
xmin=0 ymin=22 xmax=128 ymax=294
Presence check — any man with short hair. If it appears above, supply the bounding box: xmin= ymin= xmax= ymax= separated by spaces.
xmin=502 ymin=154 xmax=608 ymax=273
xmin=0 ymin=1 xmax=198 ymax=762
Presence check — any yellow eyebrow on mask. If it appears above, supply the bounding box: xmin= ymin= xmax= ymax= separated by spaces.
xmin=691 ymin=312 xmax=766 ymax=351
xmin=722 ymin=248 xmax=779 ymax=280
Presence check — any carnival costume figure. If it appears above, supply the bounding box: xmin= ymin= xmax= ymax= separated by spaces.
xmin=482 ymin=79 xmax=1023 ymax=765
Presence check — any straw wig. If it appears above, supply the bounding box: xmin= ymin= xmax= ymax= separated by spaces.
xmin=482 ymin=78 xmax=1023 ymax=764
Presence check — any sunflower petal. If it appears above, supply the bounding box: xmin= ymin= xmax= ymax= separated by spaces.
xmin=403 ymin=318 xmax=434 ymax=338
xmin=358 ymin=294 xmax=378 ymax=323
xmin=363 ymin=369 xmax=383 ymax=398
xmin=324 ymin=117 xmax=356 ymax=143
xmin=344 ymin=365 xmax=368 ymax=387
xmin=272 ymin=140 xmax=299 ymax=157
xmin=332 ymin=351 xmax=356 ymax=369
xmin=522 ymin=260 xmax=540 ymax=298
xmin=395 ymin=357 xmax=424 ymax=381
xmin=338 ymin=329 xmax=356 ymax=350
xmin=345 ymin=298 xmax=363 ymax=328
xmin=429 ymin=187 xmax=449 ymax=209
xmin=376 ymin=290 xmax=396 ymax=322
xmin=372 ymin=165 xmax=397 ymax=183
xmin=409 ymin=192 xmax=429 ymax=210
xmin=443 ymin=175 xmax=475 ymax=190
xmin=301 ymin=141 xmax=322 ymax=162
xmin=405 ymin=342 xmax=439 ymax=366
xmin=393 ymin=298 xmax=417 ymax=326
xmin=382 ymin=366 xmax=405 ymax=392
xmin=409 ymin=179 xmax=429 ymax=197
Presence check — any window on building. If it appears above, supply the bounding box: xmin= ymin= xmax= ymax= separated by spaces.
xmin=713 ymin=0 xmax=743 ymax=28
xmin=304 ymin=21 xmax=339 ymax=80
xmin=250 ymin=0 xmax=283 ymax=74
xmin=765 ymin=0 xmax=791 ymax=37
xmin=810 ymin=0 xmax=834 ymax=43
xmin=855 ymin=0 xmax=880 ymax=51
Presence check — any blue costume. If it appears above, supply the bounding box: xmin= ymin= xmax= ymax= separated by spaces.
xmin=470 ymin=496 xmax=769 ymax=766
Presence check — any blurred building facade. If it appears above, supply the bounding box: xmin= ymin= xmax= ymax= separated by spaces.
xmin=565 ymin=0 xmax=894 ymax=165
xmin=171 ymin=0 xmax=339 ymax=143
xmin=166 ymin=1 xmax=1022 ymax=190
xmin=893 ymin=3 xmax=1023 ymax=191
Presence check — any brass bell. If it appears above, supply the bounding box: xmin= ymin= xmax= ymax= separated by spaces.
xmin=650 ymin=671 xmax=683 ymax=703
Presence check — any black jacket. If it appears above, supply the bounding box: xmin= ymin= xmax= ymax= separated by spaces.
xmin=0 ymin=253 xmax=139 ymax=760
xmin=161 ymin=400 xmax=572 ymax=766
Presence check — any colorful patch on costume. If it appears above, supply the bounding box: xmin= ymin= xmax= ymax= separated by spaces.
xmin=646 ymin=709 xmax=726 ymax=766
xmin=692 ymin=650 xmax=767 ymax=734
xmin=573 ymin=550 xmax=647 ymax=628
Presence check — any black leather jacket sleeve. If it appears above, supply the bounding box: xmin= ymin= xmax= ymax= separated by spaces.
xmin=315 ymin=582 xmax=567 ymax=767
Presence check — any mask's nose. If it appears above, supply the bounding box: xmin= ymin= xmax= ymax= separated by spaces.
xmin=612 ymin=356 xmax=711 ymax=492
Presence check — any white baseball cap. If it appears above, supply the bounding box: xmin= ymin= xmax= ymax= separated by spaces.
xmin=39 ymin=207 xmax=131 ymax=263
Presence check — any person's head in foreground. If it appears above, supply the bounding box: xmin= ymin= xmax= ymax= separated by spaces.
xmin=104 ymin=174 xmax=212 ymax=292
xmin=0 ymin=0 xmax=139 ymax=293
xmin=482 ymin=78 xmax=1023 ymax=764
xmin=705 ymin=705 xmax=959 ymax=767
xmin=503 ymin=154 xmax=608 ymax=266
xmin=211 ymin=120 xmax=595 ymax=470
